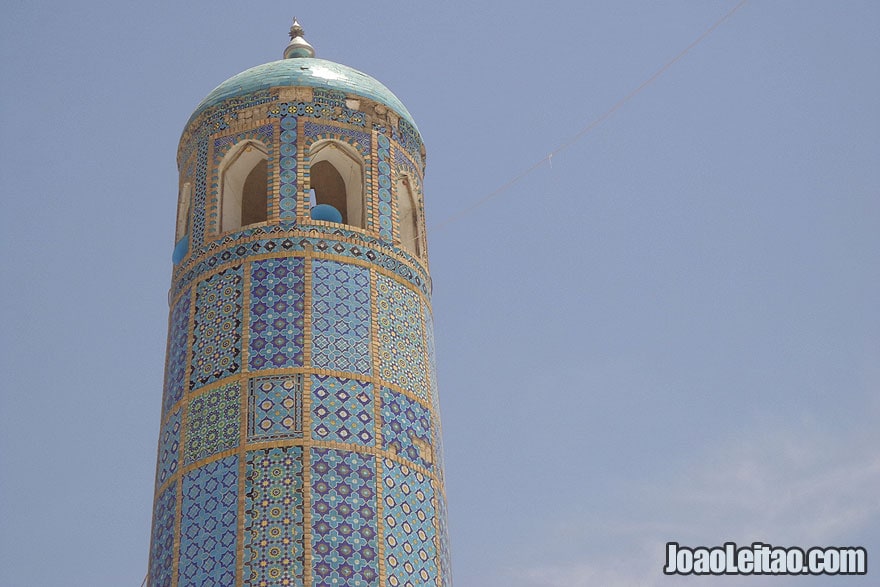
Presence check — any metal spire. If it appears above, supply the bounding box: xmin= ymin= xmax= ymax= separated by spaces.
xmin=283 ymin=17 xmax=316 ymax=59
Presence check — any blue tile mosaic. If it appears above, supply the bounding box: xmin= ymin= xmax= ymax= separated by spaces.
xmin=376 ymin=275 xmax=428 ymax=400
xmin=268 ymin=99 xmax=367 ymax=127
xmin=382 ymin=458 xmax=437 ymax=586
xmin=248 ymin=374 xmax=303 ymax=441
xmin=412 ymin=311 xmax=451 ymax=586
xmin=381 ymin=387 xmax=432 ymax=469
xmin=279 ymin=115 xmax=298 ymax=221
xmin=376 ymin=134 xmax=393 ymax=241
xmin=393 ymin=117 xmax=424 ymax=168
xmin=190 ymin=266 xmax=243 ymax=389
xmin=393 ymin=145 xmax=420 ymax=181
xmin=163 ymin=289 xmax=191 ymax=416
xmin=148 ymin=481 xmax=176 ymax=587
xmin=192 ymin=139 xmax=208 ymax=248
xmin=424 ymin=305 xmax=445 ymax=480
xmin=155 ymin=407 xmax=181 ymax=490
xmin=179 ymin=456 xmax=238 ymax=587
xmin=170 ymin=226 xmax=431 ymax=300
xmin=303 ymin=121 xmax=371 ymax=156
xmin=311 ymin=375 xmax=374 ymax=446
xmin=311 ymin=448 xmax=379 ymax=586
xmin=244 ymin=446 xmax=304 ymax=585
xmin=438 ymin=491 xmax=452 ymax=587
xmin=178 ymin=134 xmax=199 ymax=182
xmin=192 ymin=61 xmax=417 ymax=129
xmin=213 ymin=124 xmax=274 ymax=153
xmin=188 ymin=89 xmax=277 ymax=134
xmin=311 ymin=259 xmax=371 ymax=375
xmin=249 ymin=257 xmax=305 ymax=370
xmin=184 ymin=382 xmax=240 ymax=465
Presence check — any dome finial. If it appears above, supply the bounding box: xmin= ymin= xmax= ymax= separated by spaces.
xmin=284 ymin=17 xmax=316 ymax=59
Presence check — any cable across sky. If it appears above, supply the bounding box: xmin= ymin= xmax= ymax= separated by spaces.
xmin=430 ymin=0 xmax=749 ymax=232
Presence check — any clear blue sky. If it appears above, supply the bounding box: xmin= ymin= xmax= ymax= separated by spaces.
xmin=1 ymin=2 xmax=878 ymax=585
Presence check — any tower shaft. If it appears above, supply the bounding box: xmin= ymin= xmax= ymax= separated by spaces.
xmin=148 ymin=26 xmax=450 ymax=587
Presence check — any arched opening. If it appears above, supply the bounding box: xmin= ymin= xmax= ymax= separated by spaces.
xmin=396 ymin=175 xmax=421 ymax=257
xmin=241 ymin=159 xmax=268 ymax=226
xmin=311 ymin=160 xmax=348 ymax=222
xmin=175 ymin=182 xmax=192 ymax=241
xmin=220 ymin=142 xmax=269 ymax=232
xmin=308 ymin=141 xmax=364 ymax=228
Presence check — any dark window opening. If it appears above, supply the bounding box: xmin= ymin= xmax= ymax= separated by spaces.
xmin=311 ymin=160 xmax=348 ymax=223
xmin=241 ymin=159 xmax=268 ymax=226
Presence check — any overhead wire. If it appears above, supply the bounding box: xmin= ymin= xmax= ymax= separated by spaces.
xmin=429 ymin=0 xmax=749 ymax=233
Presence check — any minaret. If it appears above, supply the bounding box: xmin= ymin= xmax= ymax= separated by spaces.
xmin=148 ymin=20 xmax=451 ymax=586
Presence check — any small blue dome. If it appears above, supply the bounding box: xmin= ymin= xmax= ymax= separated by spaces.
xmin=188 ymin=58 xmax=417 ymax=131
xmin=310 ymin=204 xmax=343 ymax=223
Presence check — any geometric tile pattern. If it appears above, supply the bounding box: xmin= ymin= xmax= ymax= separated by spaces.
xmin=311 ymin=448 xmax=379 ymax=586
xmin=190 ymin=266 xmax=243 ymax=389
xmin=184 ymin=382 xmax=240 ymax=465
xmin=303 ymin=121 xmax=371 ymax=155
xmin=248 ymin=257 xmax=305 ymax=370
xmin=191 ymin=139 xmax=207 ymax=247
xmin=244 ymin=447 xmax=304 ymax=586
xmin=311 ymin=259 xmax=372 ymax=375
xmin=179 ymin=136 xmax=198 ymax=186
xmin=376 ymin=274 xmax=428 ymax=400
xmin=169 ymin=228 xmax=431 ymax=300
xmin=393 ymin=142 xmax=420 ymax=181
xmin=311 ymin=375 xmax=374 ymax=446
xmin=278 ymin=115 xmax=298 ymax=221
xmin=198 ymin=89 xmax=277 ymax=135
xmin=381 ymin=387 xmax=432 ymax=470
xmin=394 ymin=117 xmax=424 ymax=165
xmin=213 ymin=125 xmax=274 ymax=154
xmin=179 ymin=456 xmax=238 ymax=587
xmin=423 ymin=306 xmax=438 ymax=406
xmin=269 ymin=99 xmax=367 ymax=128
xmin=155 ymin=407 xmax=181 ymax=490
xmin=163 ymin=288 xmax=191 ymax=416
xmin=382 ymin=458 xmax=437 ymax=587
xmin=247 ymin=374 xmax=303 ymax=441
xmin=148 ymin=482 xmax=176 ymax=587
xmin=376 ymin=134 xmax=393 ymax=241
xmin=424 ymin=305 xmax=445 ymax=481
xmin=437 ymin=491 xmax=452 ymax=587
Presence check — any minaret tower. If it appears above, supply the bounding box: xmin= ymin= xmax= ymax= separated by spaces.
xmin=148 ymin=20 xmax=451 ymax=586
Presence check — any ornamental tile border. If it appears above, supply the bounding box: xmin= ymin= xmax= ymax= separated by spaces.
xmin=171 ymin=229 xmax=430 ymax=301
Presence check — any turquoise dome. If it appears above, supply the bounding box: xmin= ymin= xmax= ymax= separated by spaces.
xmin=310 ymin=204 xmax=343 ymax=223
xmin=188 ymin=57 xmax=417 ymax=131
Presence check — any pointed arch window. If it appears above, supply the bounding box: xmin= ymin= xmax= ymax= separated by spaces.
xmin=396 ymin=175 xmax=421 ymax=257
xmin=220 ymin=142 xmax=269 ymax=232
xmin=175 ymin=182 xmax=192 ymax=241
xmin=308 ymin=141 xmax=364 ymax=228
